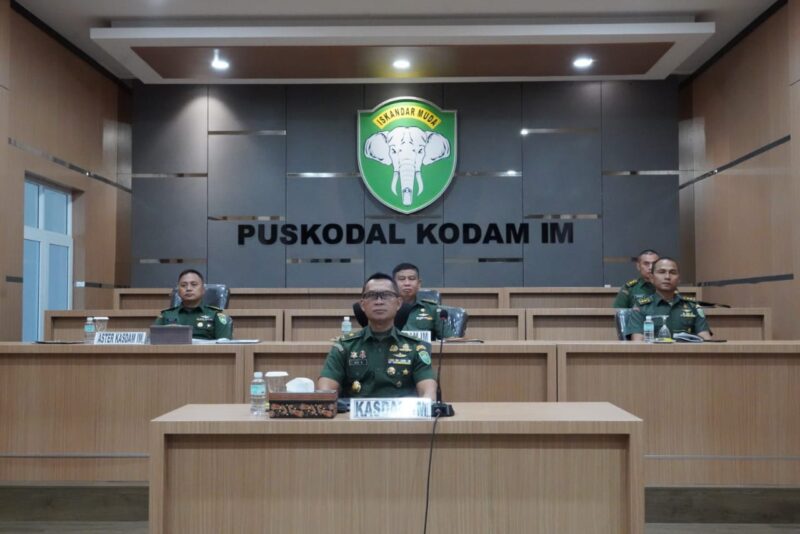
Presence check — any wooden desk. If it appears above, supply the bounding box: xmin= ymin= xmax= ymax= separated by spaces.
xmin=0 ymin=344 xmax=245 ymax=482
xmin=525 ymin=307 xmax=771 ymax=341
xmin=283 ymin=308 xmax=526 ymax=341
xmin=507 ymin=286 xmax=702 ymax=308
xmin=557 ymin=341 xmax=800 ymax=486
xmin=246 ymin=341 xmax=557 ymax=402
xmin=44 ymin=309 xmax=283 ymax=342
xmin=150 ymin=403 xmax=643 ymax=534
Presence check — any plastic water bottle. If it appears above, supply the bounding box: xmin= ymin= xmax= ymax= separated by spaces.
xmin=341 ymin=316 xmax=352 ymax=335
xmin=643 ymin=316 xmax=655 ymax=343
xmin=250 ymin=372 xmax=266 ymax=416
xmin=83 ymin=317 xmax=96 ymax=344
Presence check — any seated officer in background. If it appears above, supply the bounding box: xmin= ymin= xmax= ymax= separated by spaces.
xmin=393 ymin=262 xmax=454 ymax=340
xmin=613 ymin=249 xmax=660 ymax=308
xmin=317 ymin=272 xmax=437 ymax=400
xmin=154 ymin=269 xmax=232 ymax=339
xmin=627 ymin=257 xmax=711 ymax=340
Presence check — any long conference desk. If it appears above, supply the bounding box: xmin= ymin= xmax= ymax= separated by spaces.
xmin=150 ymin=403 xmax=644 ymax=534
xmin=113 ymin=286 xmax=703 ymax=310
xmin=44 ymin=306 xmax=771 ymax=342
xmin=1 ymin=341 xmax=798 ymax=487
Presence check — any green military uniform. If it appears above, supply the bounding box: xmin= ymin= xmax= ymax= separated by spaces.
xmin=155 ymin=304 xmax=233 ymax=340
xmin=402 ymin=298 xmax=454 ymax=340
xmin=320 ymin=326 xmax=436 ymax=398
xmin=613 ymin=277 xmax=655 ymax=308
xmin=626 ymin=293 xmax=709 ymax=338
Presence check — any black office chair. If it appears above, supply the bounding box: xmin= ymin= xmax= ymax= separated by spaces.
xmin=417 ymin=289 xmax=441 ymax=304
xmin=170 ymin=284 xmax=230 ymax=309
xmin=441 ymin=305 xmax=469 ymax=337
xmin=352 ymin=301 xmax=413 ymax=329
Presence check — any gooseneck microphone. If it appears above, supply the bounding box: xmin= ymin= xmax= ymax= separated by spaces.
xmin=431 ymin=308 xmax=455 ymax=417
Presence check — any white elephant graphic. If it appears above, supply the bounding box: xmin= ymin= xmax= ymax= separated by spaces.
xmin=364 ymin=126 xmax=451 ymax=206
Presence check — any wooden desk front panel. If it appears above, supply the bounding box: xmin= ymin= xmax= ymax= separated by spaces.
xmin=151 ymin=403 xmax=642 ymax=534
xmin=284 ymin=309 xmax=525 ymax=342
xmin=0 ymin=345 xmax=244 ymax=482
xmin=508 ymin=287 xmax=701 ymax=308
xmin=559 ymin=342 xmax=800 ymax=485
xmin=526 ymin=308 xmax=770 ymax=341
xmin=248 ymin=342 xmax=557 ymax=402
xmin=45 ymin=310 xmax=283 ymax=342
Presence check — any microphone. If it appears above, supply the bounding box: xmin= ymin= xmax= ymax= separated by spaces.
xmin=431 ymin=308 xmax=455 ymax=417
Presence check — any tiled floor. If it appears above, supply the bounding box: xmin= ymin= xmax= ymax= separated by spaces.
xmin=0 ymin=523 xmax=798 ymax=533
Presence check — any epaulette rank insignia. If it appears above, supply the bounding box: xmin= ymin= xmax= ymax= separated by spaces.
xmin=635 ymin=296 xmax=653 ymax=305
xmin=625 ymin=279 xmax=638 ymax=287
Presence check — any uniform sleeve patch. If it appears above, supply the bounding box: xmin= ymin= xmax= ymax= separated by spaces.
xmin=418 ymin=351 xmax=431 ymax=365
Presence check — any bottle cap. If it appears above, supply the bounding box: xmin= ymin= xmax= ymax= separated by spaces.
xmin=344 ymin=316 xmax=350 ymax=321
xmin=87 ymin=317 xmax=94 ymax=322
xmin=645 ymin=316 xmax=652 ymax=320
xmin=253 ymin=371 xmax=263 ymax=378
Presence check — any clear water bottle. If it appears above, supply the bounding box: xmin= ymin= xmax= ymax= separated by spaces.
xmin=658 ymin=316 xmax=671 ymax=340
xmin=341 ymin=316 xmax=352 ymax=335
xmin=643 ymin=316 xmax=655 ymax=343
xmin=250 ymin=371 xmax=266 ymax=416
xmin=84 ymin=317 xmax=96 ymax=344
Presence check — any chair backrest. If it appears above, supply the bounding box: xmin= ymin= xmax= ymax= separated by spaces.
xmin=442 ymin=305 xmax=468 ymax=337
xmin=170 ymin=284 xmax=230 ymax=309
xmin=352 ymin=301 xmax=413 ymax=329
xmin=417 ymin=289 xmax=441 ymax=304
xmin=614 ymin=308 xmax=631 ymax=340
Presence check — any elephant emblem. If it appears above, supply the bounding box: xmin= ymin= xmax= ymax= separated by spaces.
xmin=363 ymin=126 xmax=451 ymax=206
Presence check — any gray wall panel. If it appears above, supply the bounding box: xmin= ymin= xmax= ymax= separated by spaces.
xmin=207 ymin=221 xmax=285 ymax=287
xmin=523 ymin=133 xmax=601 ymax=214
xmin=131 ymin=177 xmax=207 ymax=259
xmin=132 ymin=84 xmax=208 ymax=174
xmin=208 ymin=86 xmax=286 ymax=131
xmin=208 ymin=135 xmax=286 ymax=217
xmin=523 ymin=82 xmax=601 ymax=129
xmin=602 ymin=81 xmax=679 ymax=171
xmin=524 ymin=220 xmax=603 ymax=286
xmin=286 ymin=85 xmax=363 ymax=173
xmin=602 ymin=174 xmax=679 ymax=285
xmin=444 ymin=84 xmax=522 ymax=172
xmin=131 ymin=263 xmax=206 ymax=289
xmin=364 ymin=84 xmax=443 ymax=108
xmin=445 ymin=262 xmax=523 ymax=287
xmin=364 ymin=218 xmax=444 ymax=285
xmin=604 ymin=261 xmax=644 ymax=289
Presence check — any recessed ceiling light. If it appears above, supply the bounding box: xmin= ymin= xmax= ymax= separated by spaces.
xmin=211 ymin=49 xmax=230 ymax=71
xmin=392 ymin=59 xmax=411 ymax=70
xmin=572 ymin=56 xmax=594 ymax=69
xmin=520 ymin=129 xmax=529 ymax=136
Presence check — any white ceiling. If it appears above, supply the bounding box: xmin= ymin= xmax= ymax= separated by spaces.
xmin=16 ymin=0 xmax=778 ymax=81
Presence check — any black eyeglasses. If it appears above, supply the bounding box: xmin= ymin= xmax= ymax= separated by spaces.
xmin=362 ymin=291 xmax=399 ymax=301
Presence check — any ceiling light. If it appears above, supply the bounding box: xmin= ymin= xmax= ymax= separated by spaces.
xmin=211 ymin=49 xmax=230 ymax=71
xmin=392 ymin=59 xmax=411 ymax=70
xmin=572 ymin=56 xmax=594 ymax=69
xmin=520 ymin=129 xmax=529 ymax=136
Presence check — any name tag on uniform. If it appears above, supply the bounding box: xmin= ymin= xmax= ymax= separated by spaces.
xmin=403 ymin=330 xmax=431 ymax=343
xmin=350 ymin=398 xmax=432 ymax=420
xmin=94 ymin=331 xmax=148 ymax=345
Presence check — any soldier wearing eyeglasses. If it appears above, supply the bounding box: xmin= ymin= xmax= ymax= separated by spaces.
xmin=317 ymin=272 xmax=437 ymax=400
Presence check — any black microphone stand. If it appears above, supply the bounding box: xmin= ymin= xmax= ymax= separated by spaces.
xmin=431 ymin=308 xmax=455 ymax=417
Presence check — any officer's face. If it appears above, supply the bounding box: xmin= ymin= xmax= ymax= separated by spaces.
xmin=361 ymin=279 xmax=401 ymax=323
xmin=637 ymin=253 xmax=659 ymax=280
xmin=394 ymin=269 xmax=421 ymax=302
xmin=651 ymin=259 xmax=680 ymax=293
xmin=178 ymin=273 xmax=205 ymax=307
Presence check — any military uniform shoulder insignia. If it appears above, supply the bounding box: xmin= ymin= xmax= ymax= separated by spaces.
xmin=332 ymin=342 xmax=344 ymax=352
xmin=216 ymin=312 xmax=228 ymax=325
xmin=635 ymin=295 xmax=653 ymax=305
xmin=160 ymin=305 xmax=178 ymax=313
xmin=682 ymin=296 xmax=697 ymax=302
xmin=625 ymin=278 xmax=639 ymax=288
xmin=420 ymin=298 xmax=439 ymax=305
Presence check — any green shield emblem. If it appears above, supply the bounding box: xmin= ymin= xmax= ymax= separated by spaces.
xmin=358 ymin=97 xmax=457 ymax=215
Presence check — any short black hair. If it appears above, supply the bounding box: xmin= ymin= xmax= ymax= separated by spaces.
xmin=362 ymin=272 xmax=400 ymax=295
xmin=177 ymin=269 xmax=204 ymax=283
xmin=651 ymin=257 xmax=679 ymax=272
xmin=392 ymin=262 xmax=419 ymax=277
xmin=637 ymin=249 xmax=659 ymax=260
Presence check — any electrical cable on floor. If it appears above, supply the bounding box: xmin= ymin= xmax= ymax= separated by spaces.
xmin=422 ymin=413 xmax=441 ymax=534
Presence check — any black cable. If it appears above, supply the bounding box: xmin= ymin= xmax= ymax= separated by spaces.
xmin=422 ymin=413 xmax=441 ymax=534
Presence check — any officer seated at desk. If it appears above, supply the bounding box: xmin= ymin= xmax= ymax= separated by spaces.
xmin=154 ymin=269 xmax=232 ymax=340
xmin=317 ymin=272 xmax=437 ymax=400
xmin=393 ymin=262 xmax=454 ymax=340
xmin=626 ymin=257 xmax=711 ymax=341
xmin=613 ymin=249 xmax=659 ymax=308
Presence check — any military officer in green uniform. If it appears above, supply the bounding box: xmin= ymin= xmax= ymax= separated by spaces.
xmin=627 ymin=257 xmax=711 ymax=340
xmin=612 ymin=249 xmax=660 ymax=308
xmin=317 ymin=272 xmax=437 ymax=400
xmin=154 ymin=269 xmax=232 ymax=340
xmin=392 ymin=262 xmax=455 ymax=340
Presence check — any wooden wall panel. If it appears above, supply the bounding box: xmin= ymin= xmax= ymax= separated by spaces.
xmin=790 ymin=0 xmax=800 ymax=84
xmin=0 ymin=0 xmax=9 ymax=89
xmin=690 ymin=8 xmax=789 ymax=171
